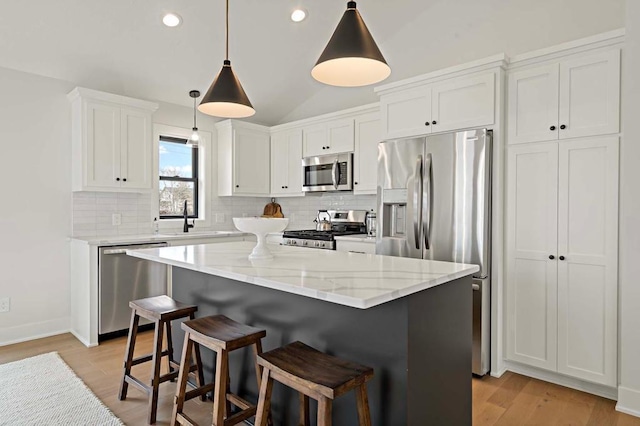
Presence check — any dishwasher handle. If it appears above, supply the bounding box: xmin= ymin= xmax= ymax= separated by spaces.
xmin=102 ymin=242 xmax=168 ymax=255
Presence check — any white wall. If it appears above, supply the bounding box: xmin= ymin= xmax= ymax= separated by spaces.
xmin=618 ymin=2 xmax=640 ymax=417
xmin=0 ymin=67 xmax=74 ymax=344
xmin=281 ymin=0 xmax=624 ymax=123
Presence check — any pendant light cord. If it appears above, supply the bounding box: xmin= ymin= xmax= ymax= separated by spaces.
xmin=193 ymin=96 xmax=197 ymax=129
xmin=225 ymin=0 xmax=229 ymax=61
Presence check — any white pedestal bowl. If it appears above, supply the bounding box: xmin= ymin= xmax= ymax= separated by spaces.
xmin=233 ymin=217 xmax=289 ymax=260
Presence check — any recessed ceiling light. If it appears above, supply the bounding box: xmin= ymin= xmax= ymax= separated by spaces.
xmin=291 ymin=9 xmax=307 ymax=23
xmin=162 ymin=13 xmax=182 ymax=27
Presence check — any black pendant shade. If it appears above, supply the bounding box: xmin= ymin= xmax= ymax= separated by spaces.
xmin=198 ymin=60 xmax=255 ymax=118
xmin=312 ymin=1 xmax=390 ymax=87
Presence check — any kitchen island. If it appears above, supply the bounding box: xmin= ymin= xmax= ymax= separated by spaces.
xmin=127 ymin=242 xmax=478 ymax=426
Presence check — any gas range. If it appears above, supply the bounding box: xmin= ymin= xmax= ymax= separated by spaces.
xmin=283 ymin=210 xmax=367 ymax=250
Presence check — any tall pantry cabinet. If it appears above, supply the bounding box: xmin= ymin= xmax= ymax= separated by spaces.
xmin=505 ymin=45 xmax=620 ymax=387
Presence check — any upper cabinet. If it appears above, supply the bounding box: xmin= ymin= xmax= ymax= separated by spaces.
xmin=353 ymin=113 xmax=381 ymax=194
xmin=217 ymin=120 xmax=271 ymax=197
xmin=68 ymin=88 xmax=158 ymax=192
xmin=508 ymin=49 xmax=620 ymax=145
xmin=378 ymin=70 xmax=497 ymax=140
xmin=271 ymin=129 xmax=303 ymax=197
xmin=302 ymin=118 xmax=355 ymax=157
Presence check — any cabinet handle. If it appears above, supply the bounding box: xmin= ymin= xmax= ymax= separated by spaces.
xmin=560 ymin=125 xmax=566 ymax=130
xmin=425 ymin=122 xmax=430 ymax=126
xmin=116 ymin=178 xmax=120 ymax=181
xmin=549 ymin=255 xmax=555 ymax=260
xmin=550 ymin=126 xmax=556 ymax=131
xmin=432 ymin=120 xmax=437 ymax=125
xmin=559 ymin=256 xmax=566 ymax=261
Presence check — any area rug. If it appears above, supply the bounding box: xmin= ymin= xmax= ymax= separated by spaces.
xmin=0 ymin=352 xmax=123 ymax=425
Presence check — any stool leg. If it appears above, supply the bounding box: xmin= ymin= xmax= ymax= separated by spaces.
xmin=254 ymin=368 xmax=274 ymax=426
xmin=355 ymin=384 xmax=372 ymax=426
xmin=317 ymin=397 xmax=332 ymax=426
xmin=119 ymin=309 xmax=139 ymax=400
xmin=225 ymin=370 xmax=232 ymax=419
xmin=253 ymin=340 xmax=273 ymax=426
xmin=212 ymin=350 xmax=229 ymax=426
xmin=190 ymin=313 xmax=206 ymax=402
xmin=299 ymin=393 xmax=310 ymax=426
xmin=171 ymin=332 xmax=193 ymax=426
xmin=148 ymin=319 xmax=165 ymax=424
xmin=165 ymin=320 xmax=175 ymax=377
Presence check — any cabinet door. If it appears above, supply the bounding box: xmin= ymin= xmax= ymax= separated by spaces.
xmin=233 ymin=127 xmax=270 ymax=195
xmin=286 ymin=129 xmax=303 ymax=195
xmin=354 ymin=113 xmax=381 ymax=194
xmin=431 ymin=73 xmax=495 ymax=133
xmin=558 ymin=50 xmax=620 ymax=140
xmin=507 ymin=64 xmax=560 ymax=145
xmin=302 ymin=124 xmax=327 ymax=157
xmin=326 ymin=118 xmax=354 ymax=154
xmin=270 ymin=129 xmax=303 ymax=196
xmin=380 ymin=87 xmax=432 ymax=139
xmin=85 ymin=102 xmax=121 ymax=188
xmin=120 ymin=108 xmax=152 ymax=190
xmin=556 ymin=137 xmax=618 ymax=386
xmin=506 ymin=142 xmax=558 ymax=371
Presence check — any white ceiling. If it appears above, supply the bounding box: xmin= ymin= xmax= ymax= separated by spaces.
xmin=0 ymin=0 xmax=624 ymax=125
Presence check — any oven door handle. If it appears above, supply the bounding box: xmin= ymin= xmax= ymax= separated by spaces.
xmin=332 ymin=159 xmax=340 ymax=190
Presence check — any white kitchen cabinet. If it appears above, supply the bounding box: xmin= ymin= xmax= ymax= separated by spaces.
xmin=302 ymin=118 xmax=354 ymax=157
xmin=505 ymin=136 xmax=619 ymax=386
xmin=353 ymin=113 xmax=381 ymax=194
xmin=430 ymin=73 xmax=495 ymax=133
xmin=380 ymin=87 xmax=432 ymax=140
xmin=379 ymin=72 xmax=496 ymax=140
xmin=556 ymin=137 xmax=618 ymax=386
xmin=68 ymin=87 xmax=158 ymax=192
xmin=508 ymin=49 xmax=620 ymax=145
xmin=217 ymin=120 xmax=271 ymax=197
xmin=270 ymin=129 xmax=303 ymax=196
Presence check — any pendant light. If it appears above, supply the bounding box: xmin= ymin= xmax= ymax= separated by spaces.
xmin=198 ymin=0 xmax=255 ymax=118
xmin=312 ymin=1 xmax=390 ymax=87
xmin=187 ymin=90 xmax=201 ymax=148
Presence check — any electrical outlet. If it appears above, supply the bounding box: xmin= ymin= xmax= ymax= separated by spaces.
xmin=0 ymin=297 xmax=10 ymax=313
xmin=215 ymin=213 xmax=225 ymax=223
xmin=112 ymin=213 xmax=122 ymax=226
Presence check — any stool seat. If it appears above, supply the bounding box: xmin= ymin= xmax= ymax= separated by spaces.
xmin=129 ymin=295 xmax=197 ymax=321
xmin=258 ymin=341 xmax=374 ymax=399
xmin=182 ymin=315 xmax=267 ymax=351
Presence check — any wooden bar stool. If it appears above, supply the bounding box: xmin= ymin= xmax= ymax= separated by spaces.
xmin=119 ymin=295 xmax=205 ymax=424
xmin=172 ymin=315 xmax=268 ymax=426
xmin=254 ymin=341 xmax=374 ymax=426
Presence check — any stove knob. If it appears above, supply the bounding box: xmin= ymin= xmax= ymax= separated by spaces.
xmin=291 ymin=240 xmax=297 ymax=245
xmin=303 ymin=241 xmax=308 ymax=246
xmin=315 ymin=241 xmax=321 ymax=247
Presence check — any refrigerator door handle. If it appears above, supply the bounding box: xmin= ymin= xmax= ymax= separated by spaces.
xmin=413 ymin=155 xmax=423 ymax=250
xmin=331 ymin=159 xmax=339 ymax=190
xmin=423 ymin=153 xmax=432 ymax=250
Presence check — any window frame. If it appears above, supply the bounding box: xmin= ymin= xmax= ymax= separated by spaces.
xmin=158 ymin=136 xmax=199 ymax=219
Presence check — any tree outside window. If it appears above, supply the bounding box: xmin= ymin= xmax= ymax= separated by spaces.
xmin=159 ymin=136 xmax=198 ymax=218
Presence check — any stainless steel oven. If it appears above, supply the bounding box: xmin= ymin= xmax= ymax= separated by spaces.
xmin=302 ymin=153 xmax=353 ymax=192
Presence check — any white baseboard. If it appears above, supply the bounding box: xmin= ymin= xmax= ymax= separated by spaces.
xmin=504 ymin=360 xmax=618 ymax=400
xmin=491 ymin=367 xmax=507 ymax=378
xmin=617 ymin=387 xmax=640 ymax=418
xmin=0 ymin=317 xmax=71 ymax=347
xmin=69 ymin=329 xmax=98 ymax=348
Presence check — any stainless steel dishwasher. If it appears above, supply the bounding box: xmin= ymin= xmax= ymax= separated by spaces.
xmin=99 ymin=242 xmax=168 ymax=336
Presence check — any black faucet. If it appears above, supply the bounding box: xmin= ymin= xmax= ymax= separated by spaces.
xmin=183 ymin=200 xmax=194 ymax=233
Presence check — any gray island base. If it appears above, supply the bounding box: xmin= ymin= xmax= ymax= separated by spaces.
xmin=170 ymin=266 xmax=472 ymax=426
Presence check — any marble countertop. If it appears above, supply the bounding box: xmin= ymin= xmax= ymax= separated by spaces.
xmin=333 ymin=234 xmax=376 ymax=243
xmin=126 ymin=241 xmax=479 ymax=309
xmin=71 ymin=231 xmax=248 ymax=246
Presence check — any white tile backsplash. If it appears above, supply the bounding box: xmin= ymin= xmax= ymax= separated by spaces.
xmin=72 ymin=191 xmax=376 ymax=237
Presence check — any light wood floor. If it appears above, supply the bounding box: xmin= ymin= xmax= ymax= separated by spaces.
xmin=1 ymin=332 xmax=639 ymax=426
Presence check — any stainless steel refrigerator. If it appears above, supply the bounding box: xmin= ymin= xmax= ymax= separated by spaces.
xmin=376 ymin=129 xmax=491 ymax=375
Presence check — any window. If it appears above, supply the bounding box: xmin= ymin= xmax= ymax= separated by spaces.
xmin=159 ymin=136 xmax=199 ymax=218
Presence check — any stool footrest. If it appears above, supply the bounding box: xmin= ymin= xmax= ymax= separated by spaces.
xmin=184 ymin=383 xmax=215 ymax=402
xmin=224 ymin=406 xmax=257 ymax=426
xmin=176 ymin=412 xmax=197 ymax=426
xmin=124 ymin=375 xmax=150 ymax=395
xmin=227 ymin=393 xmax=252 ymax=411
xmin=130 ymin=349 xmax=170 ymax=367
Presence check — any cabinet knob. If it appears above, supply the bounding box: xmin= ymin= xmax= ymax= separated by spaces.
xmin=354 ymin=182 xmax=358 ymax=185
xmin=235 ymin=185 xmax=239 ymax=188
xmin=432 ymin=120 xmax=437 ymax=125
xmin=560 ymin=125 xmax=566 ymax=130
xmin=550 ymin=126 xmax=556 ymax=131
xmin=549 ymin=255 xmax=555 ymax=260
xmin=559 ymin=256 xmax=566 ymax=261
xmin=425 ymin=122 xmax=430 ymax=126
xmin=285 ymin=186 xmax=288 ymax=189
xmin=123 ymin=178 xmax=127 ymax=182
xmin=116 ymin=178 xmax=120 ymax=181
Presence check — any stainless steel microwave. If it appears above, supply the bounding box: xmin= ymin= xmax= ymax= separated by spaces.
xmin=302 ymin=153 xmax=353 ymax=193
